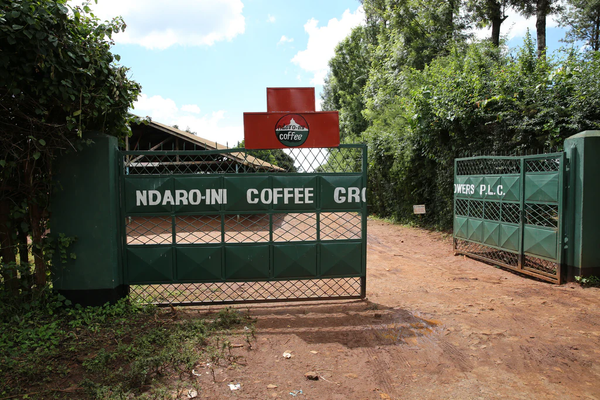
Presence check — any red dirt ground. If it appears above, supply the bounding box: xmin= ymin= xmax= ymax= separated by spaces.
xmin=184 ymin=219 xmax=600 ymax=400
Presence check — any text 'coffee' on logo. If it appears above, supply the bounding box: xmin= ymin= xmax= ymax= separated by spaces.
xmin=275 ymin=114 xmax=309 ymax=147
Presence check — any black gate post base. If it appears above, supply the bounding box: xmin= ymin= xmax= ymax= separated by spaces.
xmin=57 ymin=285 xmax=130 ymax=307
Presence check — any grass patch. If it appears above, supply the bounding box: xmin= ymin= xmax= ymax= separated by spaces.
xmin=0 ymin=293 xmax=255 ymax=399
xmin=575 ymin=275 xmax=600 ymax=287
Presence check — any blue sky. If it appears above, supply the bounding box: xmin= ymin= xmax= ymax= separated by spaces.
xmin=82 ymin=0 xmax=569 ymax=147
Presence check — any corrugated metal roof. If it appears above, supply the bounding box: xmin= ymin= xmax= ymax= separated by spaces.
xmin=143 ymin=121 xmax=284 ymax=172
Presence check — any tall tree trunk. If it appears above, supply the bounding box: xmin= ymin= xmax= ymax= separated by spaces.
xmin=536 ymin=0 xmax=549 ymax=58
xmin=0 ymin=199 xmax=18 ymax=294
xmin=491 ymin=17 xmax=502 ymax=46
xmin=489 ymin=0 xmax=507 ymax=47
xmin=447 ymin=0 xmax=456 ymax=40
xmin=593 ymin=14 xmax=600 ymax=51
xmin=17 ymin=221 xmax=32 ymax=290
xmin=29 ymin=201 xmax=46 ymax=289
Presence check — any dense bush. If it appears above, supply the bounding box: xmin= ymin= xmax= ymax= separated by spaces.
xmin=363 ymin=38 xmax=600 ymax=228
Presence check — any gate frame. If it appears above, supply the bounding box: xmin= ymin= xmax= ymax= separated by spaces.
xmin=453 ymin=152 xmax=566 ymax=284
xmin=117 ymin=144 xmax=368 ymax=305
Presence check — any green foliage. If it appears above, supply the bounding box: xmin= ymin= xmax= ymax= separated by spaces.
xmin=559 ymin=0 xmax=600 ymax=51
xmin=363 ymin=37 xmax=600 ymax=228
xmin=575 ymin=275 xmax=600 ymax=287
xmin=323 ymin=26 xmax=372 ymax=142
xmin=0 ymin=298 xmax=253 ymax=398
xmin=558 ymin=0 xmax=600 ymax=51
xmin=0 ymin=0 xmax=141 ymax=294
xmin=0 ymin=0 xmax=140 ymax=136
xmin=322 ymin=0 xmax=600 ymax=233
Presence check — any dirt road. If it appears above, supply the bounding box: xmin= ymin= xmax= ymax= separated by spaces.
xmin=194 ymin=219 xmax=600 ymax=399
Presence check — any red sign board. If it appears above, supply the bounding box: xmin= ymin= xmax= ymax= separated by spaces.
xmin=244 ymin=87 xmax=340 ymax=149
xmin=267 ymin=88 xmax=315 ymax=112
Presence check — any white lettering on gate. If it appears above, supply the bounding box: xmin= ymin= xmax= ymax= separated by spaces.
xmin=189 ymin=189 xmax=201 ymax=205
xmin=247 ymin=188 xmax=259 ymax=204
xmin=284 ymin=188 xmax=294 ymax=204
xmin=134 ymin=189 xmax=227 ymax=207
xmin=453 ymin=183 xmax=504 ymax=197
xmin=334 ymin=187 xmax=345 ymax=203
xmin=260 ymin=189 xmax=272 ymax=204
xmin=273 ymin=188 xmax=283 ymax=204
xmin=149 ymin=190 xmax=161 ymax=206
xmin=134 ymin=186 xmax=367 ymax=208
xmin=334 ymin=187 xmax=363 ymax=204
xmin=305 ymin=188 xmax=314 ymax=203
xmin=453 ymin=184 xmax=476 ymax=195
xmin=247 ymin=188 xmax=315 ymax=205
xmin=294 ymin=188 xmax=304 ymax=204
xmin=175 ymin=190 xmax=188 ymax=205
xmin=348 ymin=187 xmax=360 ymax=203
xmin=136 ymin=191 xmax=147 ymax=206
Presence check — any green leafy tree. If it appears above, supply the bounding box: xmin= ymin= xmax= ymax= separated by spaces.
xmin=512 ymin=0 xmax=562 ymax=57
xmin=362 ymin=0 xmax=469 ymax=123
xmin=558 ymin=0 xmax=600 ymax=51
xmin=322 ymin=26 xmax=372 ymax=142
xmin=0 ymin=0 xmax=141 ymax=292
xmin=466 ymin=0 xmax=511 ymax=46
xmin=363 ymin=37 xmax=600 ymax=228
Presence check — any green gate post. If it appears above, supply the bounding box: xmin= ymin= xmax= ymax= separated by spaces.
xmin=564 ymin=131 xmax=600 ymax=280
xmin=51 ymin=132 xmax=126 ymax=306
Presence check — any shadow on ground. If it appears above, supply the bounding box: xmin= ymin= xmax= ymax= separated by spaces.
xmin=199 ymin=300 xmax=445 ymax=349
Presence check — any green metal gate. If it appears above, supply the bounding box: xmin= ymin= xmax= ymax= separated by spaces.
xmin=453 ymin=153 xmax=565 ymax=283
xmin=119 ymin=145 xmax=367 ymax=305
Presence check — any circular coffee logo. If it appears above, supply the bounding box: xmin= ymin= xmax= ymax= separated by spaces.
xmin=275 ymin=114 xmax=309 ymax=147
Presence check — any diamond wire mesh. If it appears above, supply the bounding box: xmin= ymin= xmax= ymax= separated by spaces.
xmin=129 ymin=278 xmax=363 ymax=305
xmin=526 ymin=158 xmax=561 ymax=173
xmin=524 ymin=256 xmax=558 ymax=275
xmin=501 ymin=202 xmax=521 ymax=224
xmin=273 ymin=213 xmax=317 ymax=242
xmin=175 ymin=215 xmax=221 ymax=244
xmin=525 ymin=203 xmax=559 ymax=228
xmin=224 ymin=214 xmax=270 ymax=243
xmin=456 ymin=158 xmax=521 ymax=176
xmin=455 ymin=239 xmax=559 ymax=282
xmin=126 ymin=216 xmax=172 ymax=245
xmin=123 ymin=147 xmax=363 ymax=175
xmin=483 ymin=202 xmax=501 ymax=221
xmin=468 ymin=200 xmax=484 ymax=219
xmin=321 ymin=212 xmax=362 ymax=240
xmin=455 ymin=239 xmax=519 ymax=267
xmin=455 ymin=199 xmax=469 ymax=216
xmin=122 ymin=146 xmax=366 ymax=304
xmin=454 ymin=154 xmax=562 ymax=284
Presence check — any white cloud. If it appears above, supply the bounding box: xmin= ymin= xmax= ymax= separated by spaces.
xmin=133 ymin=94 xmax=178 ymax=122
xmin=84 ymin=0 xmax=245 ymax=50
xmin=470 ymin=6 xmax=561 ymax=41
xmin=133 ymin=94 xmax=243 ymax=146
xmin=291 ymin=6 xmax=365 ymax=85
xmin=278 ymin=35 xmax=294 ymax=45
xmin=181 ymin=104 xmax=201 ymax=114
xmin=267 ymin=14 xmax=276 ymax=23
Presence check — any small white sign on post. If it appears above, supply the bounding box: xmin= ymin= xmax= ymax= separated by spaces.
xmin=413 ymin=204 xmax=426 ymax=214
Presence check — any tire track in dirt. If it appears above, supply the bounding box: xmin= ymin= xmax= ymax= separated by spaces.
xmin=437 ymin=340 xmax=473 ymax=372
xmin=365 ymin=346 xmax=399 ymax=399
